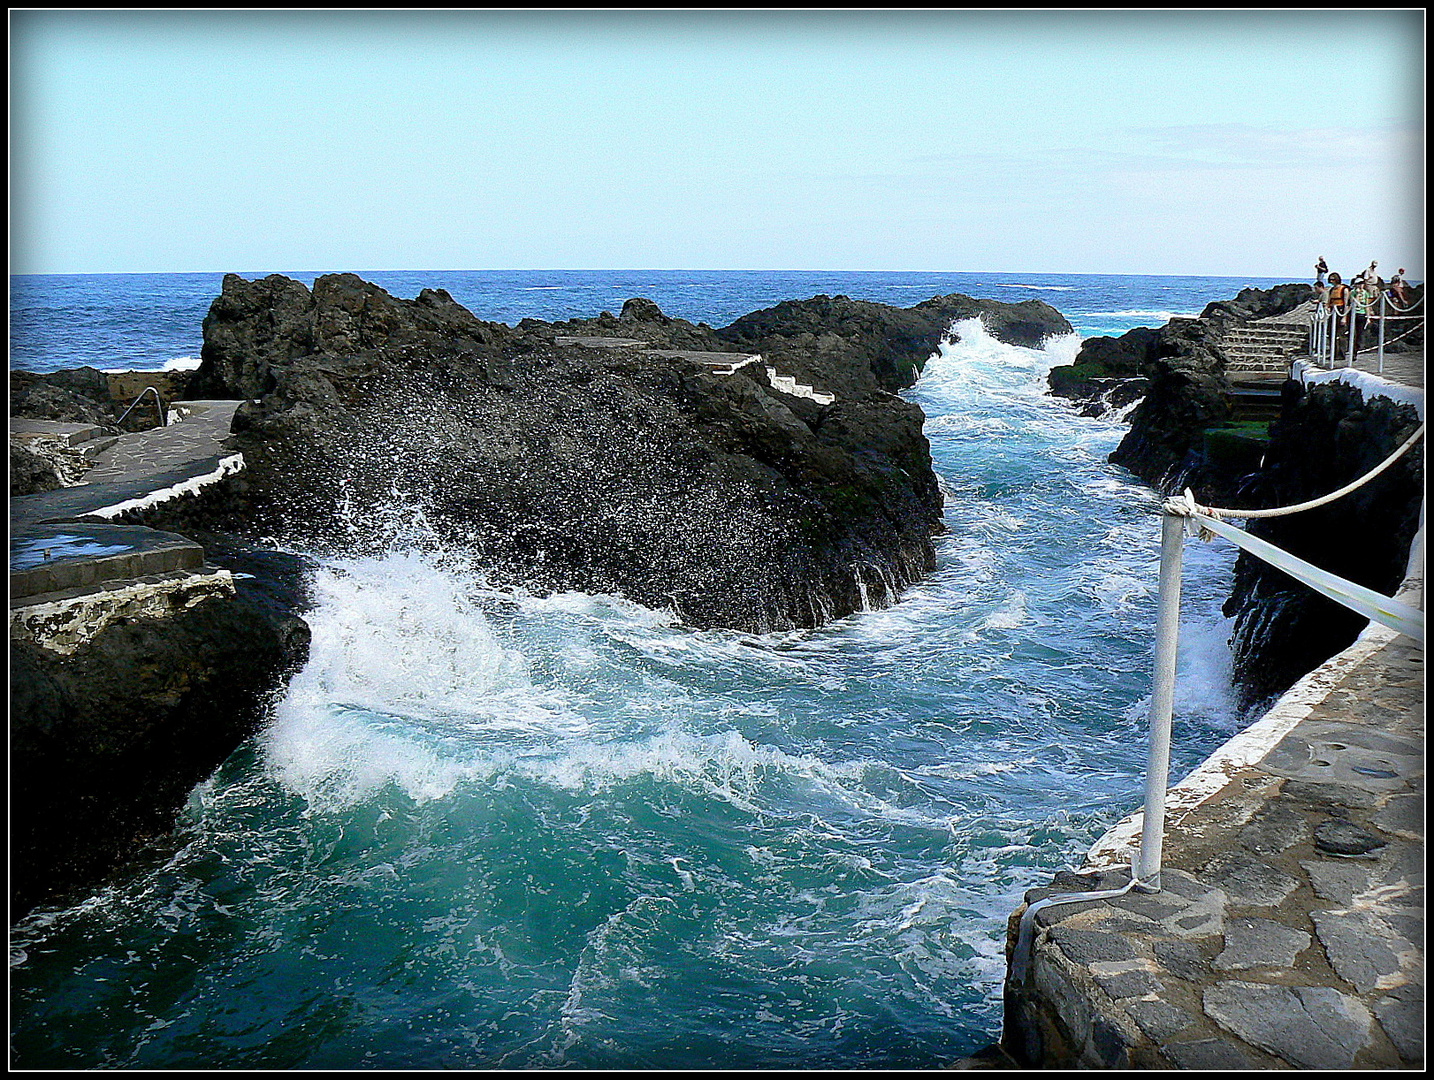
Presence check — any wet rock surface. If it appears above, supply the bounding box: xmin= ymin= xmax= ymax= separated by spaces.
xmin=1221 ymin=381 xmax=1422 ymax=709
xmin=10 ymin=581 xmax=310 ymax=920
xmin=183 ymin=273 xmax=1071 ymax=633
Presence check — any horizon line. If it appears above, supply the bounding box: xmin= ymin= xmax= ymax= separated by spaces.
xmin=11 ymin=266 xmax=1323 ymax=281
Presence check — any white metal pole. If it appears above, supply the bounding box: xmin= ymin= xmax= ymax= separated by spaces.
xmin=1378 ymin=292 xmax=1386 ymax=374
xmin=1346 ymin=301 xmax=1356 ymax=367
xmin=1135 ymin=508 xmax=1185 ymax=891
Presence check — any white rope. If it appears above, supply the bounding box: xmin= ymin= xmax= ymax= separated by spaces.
xmin=1181 ymin=511 xmax=1424 ymax=642
xmin=1175 ymin=423 xmax=1424 ymax=521
xmin=1010 ymin=875 xmax=1147 ymax=985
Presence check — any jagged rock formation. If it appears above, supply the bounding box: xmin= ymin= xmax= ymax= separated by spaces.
xmin=1221 ymin=382 xmax=1423 ymax=709
xmin=1198 ymin=282 xmax=1314 ymax=327
xmin=184 ymin=273 xmax=1071 ymax=633
xmin=1104 ymin=318 xmax=1236 ymax=491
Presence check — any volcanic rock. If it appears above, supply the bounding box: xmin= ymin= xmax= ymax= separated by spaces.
xmin=183 ymin=275 xmax=1072 ymax=633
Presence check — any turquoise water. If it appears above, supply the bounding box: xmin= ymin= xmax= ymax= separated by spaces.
xmin=9 ymin=273 xmax=1251 ymax=1068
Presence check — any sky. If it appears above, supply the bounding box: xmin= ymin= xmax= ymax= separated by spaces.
xmin=8 ymin=9 xmax=1425 ymax=279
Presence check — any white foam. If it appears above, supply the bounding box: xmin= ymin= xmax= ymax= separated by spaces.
xmin=1079 ymin=308 xmax=1197 ymax=321
xmin=90 ymin=453 xmax=245 ymax=519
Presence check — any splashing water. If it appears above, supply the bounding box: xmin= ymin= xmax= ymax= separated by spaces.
xmin=10 ymin=316 xmax=1243 ymax=1069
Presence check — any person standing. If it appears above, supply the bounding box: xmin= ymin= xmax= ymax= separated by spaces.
xmin=1315 ymin=255 xmax=1328 ymax=287
xmin=1326 ymin=272 xmax=1349 ymax=316
xmin=1350 ymin=275 xmax=1378 ymax=353
xmin=1389 ymin=268 xmax=1410 ymax=306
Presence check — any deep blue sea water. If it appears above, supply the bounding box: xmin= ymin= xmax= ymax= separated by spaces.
xmin=8 ymin=269 xmax=1282 ymax=1068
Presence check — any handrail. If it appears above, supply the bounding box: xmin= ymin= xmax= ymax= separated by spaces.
xmin=1013 ymin=418 xmax=1425 ymax=985
xmin=1135 ymin=425 xmax=1425 ymax=887
xmin=1309 ymin=291 xmax=1425 ymax=374
xmin=115 ymin=386 xmax=167 ymax=429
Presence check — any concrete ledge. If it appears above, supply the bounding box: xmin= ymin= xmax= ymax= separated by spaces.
xmin=1003 ymin=559 xmax=1424 ymax=1068
xmin=10 ymin=523 xmax=205 ymax=600
xmin=10 ymin=567 xmax=236 ymax=655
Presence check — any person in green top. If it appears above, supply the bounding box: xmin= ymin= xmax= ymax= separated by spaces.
xmin=1350 ymin=275 xmax=1380 ymax=354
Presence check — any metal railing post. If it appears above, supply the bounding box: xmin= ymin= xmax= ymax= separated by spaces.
xmin=1378 ymin=292 xmax=1386 ymax=374
xmin=1134 ymin=507 xmax=1185 ymax=891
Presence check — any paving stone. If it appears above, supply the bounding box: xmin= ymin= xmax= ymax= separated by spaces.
xmin=1203 ymin=981 xmax=1372 ymax=1070
xmin=1374 ymin=984 xmax=1425 ymax=1062
xmin=1311 ymin=910 xmax=1407 ymax=994
xmin=1162 ymin=1037 xmax=1259 ymax=1069
xmin=1108 ymin=889 xmax=1186 ymax=922
xmin=1152 ymin=939 xmax=1211 ymax=983
xmin=1238 ymin=802 xmax=1311 ymax=856
xmin=1123 ymin=998 xmax=1195 ymax=1043
xmin=1213 ymin=917 xmax=1311 ymax=971
xmin=1088 ymin=1013 xmax=1131 ymax=1067
xmin=1089 ymin=960 xmax=1161 ymax=1001
xmin=1281 ymin=777 xmax=1384 ymax=811
xmin=1047 ymin=926 xmax=1136 ymax=967
xmin=1302 ymin=857 xmax=1378 ymax=905
xmin=1153 ymin=869 xmax=1211 ymax=902
xmin=1315 ymin=819 xmax=1388 ymax=857
xmin=1372 ymin=792 xmax=1423 ymax=839
xmin=1383 ymin=909 xmax=1422 ymax=944
xmin=1201 ymin=850 xmax=1299 ymax=906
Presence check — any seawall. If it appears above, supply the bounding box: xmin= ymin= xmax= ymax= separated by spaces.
xmin=1000 ymin=336 xmax=1425 ymax=1068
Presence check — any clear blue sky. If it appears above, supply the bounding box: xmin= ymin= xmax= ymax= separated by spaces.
xmin=9 ymin=9 xmax=1425 ymax=278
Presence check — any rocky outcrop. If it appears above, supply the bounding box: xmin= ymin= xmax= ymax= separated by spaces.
xmin=10 ymin=441 xmax=64 ymax=497
xmin=1046 ymin=326 xmax=1159 ymax=418
xmin=1105 ymin=319 xmax=1235 ymax=490
xmin=182 ymin=274 xmax=1069 ymax=633
xmin=10 ymin=571 xmax=310 ymax=918
xmin=715 ymin=292 xmax=1072 ymax=396
xmin=1221 ymin=382 xmax=1423 ymax=709
xmin=1199 ymin=282 xmax=1314 ymax=326
xmin=10 ymin=367 xmax=119 ymax=427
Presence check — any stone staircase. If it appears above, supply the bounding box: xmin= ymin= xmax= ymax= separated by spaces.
xmin=1222 ymin=322 xmax=1311 ymax=381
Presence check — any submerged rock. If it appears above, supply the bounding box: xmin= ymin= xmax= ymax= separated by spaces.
xmin=184 ymin=273 xmax=1071 ymax=633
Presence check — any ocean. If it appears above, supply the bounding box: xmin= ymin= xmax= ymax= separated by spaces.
xmin=9 ymin=269 xmax=1287 ymax=1068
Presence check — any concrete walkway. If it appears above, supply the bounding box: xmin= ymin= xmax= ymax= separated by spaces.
xmin=10 ymin=400 xmax=245 ymax=606
xmin=1307 ymin=348 xmax=1425 ymax=391
xmin=1004 ymin=566 xmax=1424 ymax=1067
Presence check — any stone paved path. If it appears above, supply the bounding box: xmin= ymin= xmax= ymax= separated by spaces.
xmin=82 ymin=400 xmax=243 ymax=484
xmin=1004 ymin=579 xmax=1424 ymax=1068
xmin=1308 ymin=348 xmax=1425 ymax=391
xmin=10 ymin=401 xmax=245 ymax=599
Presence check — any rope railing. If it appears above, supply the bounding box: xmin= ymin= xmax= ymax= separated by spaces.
xmin=1012 ymin=422 xmax=1425 ymax=979
xmin=1308 ymin=289 xmax=1425 ymax=374
xmin=1139 ymin=425 xmax=1425 ymax=886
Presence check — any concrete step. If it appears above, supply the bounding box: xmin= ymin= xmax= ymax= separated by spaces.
xmin=10 ymin=420 xmax=110 ymax=447
xmin=10 ymin=523 xmax=206 ymax=601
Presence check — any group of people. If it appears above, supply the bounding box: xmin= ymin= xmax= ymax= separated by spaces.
xmin=1313 ymin=256 xmax=1414 ymax=353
